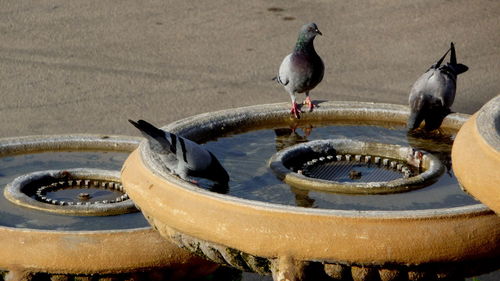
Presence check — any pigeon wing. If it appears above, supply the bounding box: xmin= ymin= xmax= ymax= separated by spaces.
xmin=277 ymin=54 xmax=292 ymax=87
xmin=173 ymin=135 xmax=214 ymax=171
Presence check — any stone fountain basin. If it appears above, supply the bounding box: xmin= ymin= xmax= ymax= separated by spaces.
xmin=121 ymin=102 xmax=500 ymax=279
xmin=452 ymin=95 xmax=500 ymax=214
xmin=0 ymin=135 xmax=216 ymax=278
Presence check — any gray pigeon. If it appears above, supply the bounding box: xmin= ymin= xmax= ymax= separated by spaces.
xmin=408 ymin=42 xmax=468 ymax=131
xmin=129 ymin=119 xmax=229 ymax=186
xmin=274 ymin=23 xmax=324 ymax=119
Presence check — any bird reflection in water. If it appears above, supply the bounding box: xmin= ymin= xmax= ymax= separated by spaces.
xmin=274 ymin=124 xmax=313 ymax=151
xmin=274 ymin=124 xmax=316 ymax=208
xmin=407 ymin=129 xmax=454 ymax=176
xmin=196 ymin=178 xmax=230 ymax=194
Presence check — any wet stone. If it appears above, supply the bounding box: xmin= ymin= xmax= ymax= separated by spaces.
xmin=78 ymin=193 xmax=91 ymax=200
xmin=365 ymin=156 xmax=371 ymax=163
xmin=324 ymin=263 xmax=350 ymax=280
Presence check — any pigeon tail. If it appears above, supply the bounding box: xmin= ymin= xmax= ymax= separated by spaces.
xmin=450 ymin=42 xmax=456 ymax=65
xmin=433 ymin=47 xmax=451 ymax=69
xmin=449 ymin=42 xmax=468 ymax=75
xmin=128 ymin=119 xmax=172 ymax=152
xmin=273 ymin=75 xmax=288 ymax=86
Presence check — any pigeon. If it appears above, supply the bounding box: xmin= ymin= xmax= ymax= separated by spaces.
xmin=128 ymin=119 xmax=229 ymax=186
xmin=274 ymin=22 xmax=325 ymax=119
xmin=407 ymin=42 xmax=468 ymax=131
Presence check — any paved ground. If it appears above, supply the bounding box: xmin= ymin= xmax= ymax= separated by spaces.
xmin=0 ymin=0 xmax=498 ymax=138
xmin=0 ymin=1 xmax=499 ymax=280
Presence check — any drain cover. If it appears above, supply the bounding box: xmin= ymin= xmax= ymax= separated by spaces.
xmin=35 ymin=178 xmax=128 ymax=206
xmin=4 ymin=168 xmax=137 ymax=216
xmin=301 ymin=154 xmax=417 ymax=183
xmin=269 ymin=139 xmax=445 ymax=194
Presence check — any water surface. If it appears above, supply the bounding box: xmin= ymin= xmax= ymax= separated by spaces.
xmin=0 ymin=150 xmax=149 ymax=230
xmin=202 ymin=123 xmax=479 ymax=210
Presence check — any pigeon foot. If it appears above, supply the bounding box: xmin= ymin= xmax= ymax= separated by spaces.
xmin=303 ymin=96 xmax=315 ymax=112
xmin=290 ymin=102 xmax=302 ymax=119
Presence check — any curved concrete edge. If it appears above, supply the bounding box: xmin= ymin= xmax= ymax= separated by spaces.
xmin=476 ymin=95 xmax=500 ymax=150
xmin=159 ymin=101 xmax=469 ymax=141
xmin=0 ymin=226 xmax=217 ymax=275
xmin=122 ymin=149 xmax=500 ymax=265
xmin=145 ymin=213 xmax=500 ymax=281
xmin=0 ymin=134 xmax=141 ymax=156
xmin=452 ymin=113 xmax=500 ymax=214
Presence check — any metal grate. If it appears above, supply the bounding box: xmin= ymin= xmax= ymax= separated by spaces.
xmin=269 ymin=139 xmax=445 ymax=194
xmin=35 ymin=179 xmax=128 ymax=206
xmin=299 ymin=154 xmax=417 ymax=183
xmin=304 ymin=161 xmax=402 ymax=182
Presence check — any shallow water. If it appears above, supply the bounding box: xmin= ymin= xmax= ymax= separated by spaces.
xmin=202 ymin=123 xmax=480 ymax=210
xmin=43 ymin=185 xmax=124 ymax=203
xmin=0 ymin=151 xmax=149 ymax=230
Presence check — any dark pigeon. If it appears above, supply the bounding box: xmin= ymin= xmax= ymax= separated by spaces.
xmin=129 ymin=119 xmax=229 ymax=186
xmin=274 ymin=23 xmax=325 ymax=119
xmin=408 ymin=42 xmax=468 ymax=131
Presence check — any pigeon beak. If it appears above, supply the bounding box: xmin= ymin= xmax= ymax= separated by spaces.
xmin=316 ymin=29 xmax=322 ymax=36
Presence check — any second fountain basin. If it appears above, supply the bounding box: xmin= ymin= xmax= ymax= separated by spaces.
xmin=122 ymin=102 xmax=500 ymax=281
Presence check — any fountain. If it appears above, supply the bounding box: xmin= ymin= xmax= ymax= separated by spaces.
xmin=121 ymin=101 xmax=500 ymax=281
xmin=452 ymin=95 xmax=500 ymax=214
xmin=0 ymin=135 xmax=217 ymax=280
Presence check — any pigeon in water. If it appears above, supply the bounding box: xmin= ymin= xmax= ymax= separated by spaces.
xmin=274 ymin=23 xmax=324 ymax=119
xmin=128 ymin=119 xmax=229 ymax=187
xmin=408 ymin=42 xmax=468 ymax=131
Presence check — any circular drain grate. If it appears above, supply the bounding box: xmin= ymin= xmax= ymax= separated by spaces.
xmin=35 ymin=178 xmax=128 ymax=206
xmin=300 ymin=154 xmax=417 ymax=183
xmin=4 ymin=168 xmax=138 ymax=216
xmin=269 ymin=139 xmax=445 ymax=194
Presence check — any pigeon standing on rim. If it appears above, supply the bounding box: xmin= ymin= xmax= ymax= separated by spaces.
xmin=128 ymin=119 xmax=229 ymax=186
xmin=274 ymin=23 xmax=324 ymax=119
xmin=408 ymin=42 xmax=468 ymax=131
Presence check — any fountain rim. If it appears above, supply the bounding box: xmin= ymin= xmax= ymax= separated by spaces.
xmin=0 ymin=134 xmax=141 ymax=155
xmin=0 ymin=133 xmax=151 ymax=233
xmin=476 ymin=95 xmax=500 ymax=150
xmin=139 ymin=101 xmax=491 ymax=218
xmin=0 ymin=223 xmax=151 ymax=234
xmin=452 ymin=95 xmax=500 ymax=215
xmin=0 ymin=223 xmax=207 ymax=275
